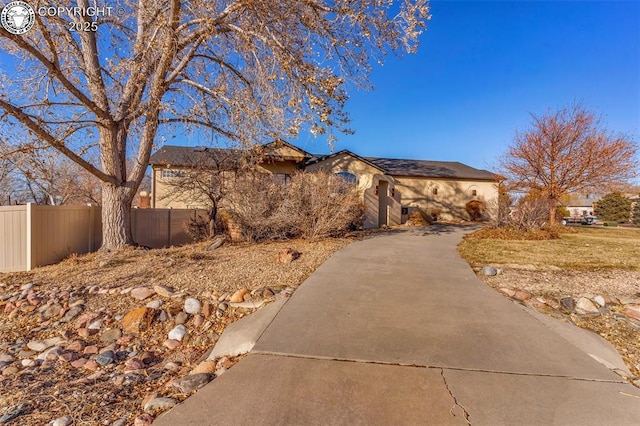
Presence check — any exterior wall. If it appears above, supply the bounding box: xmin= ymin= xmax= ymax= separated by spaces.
xmin=565 ymin=205 xmax=595 ymax=217
xmin=393 ymin=177 xmax=498 ymax=220
xmin=362 ymin=174 xmax=402 ymax=228
xmin=152 ymin=166 xmax=212 ymax=209
xmin=305 ymin=152 xmax=381 ymax=193
xmin=306 ymin=155 xmax=403 ymax=228
xmin=257 ymin=160 xmax=301 ymax=175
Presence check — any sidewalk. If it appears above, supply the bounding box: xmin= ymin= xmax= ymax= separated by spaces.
xmin=155 ymin=226 xmax=640 ymax=425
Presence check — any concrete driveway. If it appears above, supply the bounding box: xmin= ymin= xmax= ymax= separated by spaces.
xmin=155 ymin=225 xmax=640 ymax=425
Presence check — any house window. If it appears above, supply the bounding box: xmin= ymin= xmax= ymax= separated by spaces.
xmin=335 ymin=171 xmax=357 ymax=185
xmin=432 ymin=187 xmax=438 ymax=195
xmin=161 ymin=169 xmax=186 ymax=179
xmin=471 ymin=189 xmax=477 ymax=197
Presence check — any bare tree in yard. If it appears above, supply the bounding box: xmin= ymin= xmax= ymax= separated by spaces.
xmin=500 ymin=104 xmax=638 ymax=226
xmin=0 ymin=0 xmax=430 ymax=249
xmin=159 ymin=147 xmax=246 ymax=236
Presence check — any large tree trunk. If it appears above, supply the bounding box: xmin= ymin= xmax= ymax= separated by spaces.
xmin=548 ymin=197 xmax=557 ymax=225
xmin=101 ymin=182 xmax=134 ymax=250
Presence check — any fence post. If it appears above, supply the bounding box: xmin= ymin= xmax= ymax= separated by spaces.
xmin=167 ymin=208 xmax=172 ymax=247
xmin=26 ymin=203 xmax=33 ymax=271
xmin=88 ymin=204 xmax=94 ymax=252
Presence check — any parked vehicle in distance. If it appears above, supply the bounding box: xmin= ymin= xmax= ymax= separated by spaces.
xmin=561 ymin=216 xmax=598 ymax=226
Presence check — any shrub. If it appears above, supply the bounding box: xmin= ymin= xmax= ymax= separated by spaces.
xmin=222 ymin=171 xmax=363 ymax=241
xmin=406 ymin=208 xmax=432 ymax=226
xmin=634 ymin=200 xmax=640 ymax=225
xmin=465 ymin=200 xmax=484 ymax=221
xmin=595 ymin=192 xmax=632 ymax=222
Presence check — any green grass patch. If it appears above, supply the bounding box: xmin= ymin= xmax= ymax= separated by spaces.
xmin=458 ymin=226 xmax=640 ymax=271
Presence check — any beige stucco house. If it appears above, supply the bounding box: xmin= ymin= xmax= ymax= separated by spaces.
xmin=149 ymin=141 xmax=499 ymax=228
xmin=305 ymin=150 xmax=498 ymax=227
xmin=150 ymin=140 xmax=310 ymax=209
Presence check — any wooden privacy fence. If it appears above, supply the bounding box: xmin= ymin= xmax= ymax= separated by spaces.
xmin=0 ymin=204 xmax=205 ymax=273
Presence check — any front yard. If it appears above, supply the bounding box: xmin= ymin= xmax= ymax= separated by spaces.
xmin=459 ymin=226 xmax=640 ymax=381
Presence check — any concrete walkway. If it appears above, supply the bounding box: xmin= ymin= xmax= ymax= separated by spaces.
xmin=155 ymin=226 xmax=640 ymax=425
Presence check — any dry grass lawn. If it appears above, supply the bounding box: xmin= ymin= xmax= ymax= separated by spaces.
xmin=459 ymin=226 xmax=640 ymax=271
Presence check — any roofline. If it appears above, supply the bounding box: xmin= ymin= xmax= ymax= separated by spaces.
xmin=260 ymin=138 xmax=312 ymax=158
xmin=390 ymin=173 xmax=499 ymax=182
xmin=305 ymin=149 xmax=386 ymax=173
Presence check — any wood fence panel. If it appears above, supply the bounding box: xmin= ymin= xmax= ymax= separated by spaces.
xmin=0 ymin=206 xmax=27 ymax=273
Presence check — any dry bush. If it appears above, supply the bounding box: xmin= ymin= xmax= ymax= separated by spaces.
xmin=465 ymin=200 xmax=484 ymax=221
xmin=406 ymin=208 xmax=432 ymax=226
xmin=280 ymin=171 xmax=364 ymax=240
xmin=222 ymin=171 xmax=363 ymax=242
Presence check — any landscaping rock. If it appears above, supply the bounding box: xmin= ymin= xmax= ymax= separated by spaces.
xmin=143 ymin=397 xmax=177 ymax=413
xmin=122 ymin=307 xmax=155 ymax=334
xmin=171 ymin=373 xmax=212 ymax=393
xmin=207 ymin=235 xmax=226 ymax=251
xmin=560 ymin=297 xmax=575 ymax=313
xmin=482 ymin=266 xmax=498 ymax=276
xmin=230 ymin=289 xmax=249 ymax=303
xmin=624 ymin=305 xmax=640 ymax=321
xmin=131 ymin=287 xmax=154 ymax=301
xmin=95 ymin=350 xmax=115 ymax=366
xmin=277 ymin=248 xmax=301 ymax=264
xmin=184 ymin=298 xmax=202 ymax=314
xmin=168 ymin=325 xmax=187 ymax=341
xmin=100 ymin=328 xmax=122 ymax=343
xmin=190 ymin=360 xmax=217 ymax=375
xmin=48 ymin=415 xmax=72 ymax=426
xmin=593 ymin=295 xmax=606 ymax=307
xmin=153 ymin=285 xmax=175 ymax=298
xmin=575 ymin=297 xmax=600 ymax=315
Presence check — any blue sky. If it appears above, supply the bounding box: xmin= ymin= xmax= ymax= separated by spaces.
xmin=294 ymin=0 xmax=640 ymax=172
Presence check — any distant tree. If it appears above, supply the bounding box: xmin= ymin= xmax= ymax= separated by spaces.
xmin=501 ymin=104 xmax=638 ymax=225
xmin=595 ymin=193 xmax=632 ymax=223
xmin=0 ymin=0 xmax=430 ymax=249
xmin=633 ymin=199 xmax=640 ymax=225
xmin=1 ymin=142 xmax=101 ymax=205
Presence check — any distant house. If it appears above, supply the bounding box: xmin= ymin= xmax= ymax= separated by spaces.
xmin=149 ymin=142 xmax=499 ymax=228
xmin=564 ymin=194 xmax=599 ymax=217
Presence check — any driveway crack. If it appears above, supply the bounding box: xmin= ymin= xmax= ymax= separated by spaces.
xmin=440 ymin=368 xmax=471 ymax=425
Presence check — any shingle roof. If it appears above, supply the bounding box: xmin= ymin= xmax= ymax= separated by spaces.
xmin=364 ymin=157 xmax=497 ymax=180
xmin=149 ymin=145 xmax=243 ymax=168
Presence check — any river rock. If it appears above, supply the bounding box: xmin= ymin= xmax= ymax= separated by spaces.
xmin=624 ymin=305 xmax=640 ymax=321
xmin=60 ymin=306 xmax=83 ymax=323
xmin=575 ymin=297 xmax=600 ymax=315
xmin=101 ymin=328 xmax=122 ymax=343
xmin=143 ymin=397 xmax=177 ymax=413
xmin=131 ymin=287 xmax=154 ymax=301
xmin=174 ymin=311 xmax=188 ymax=325
xmin=48 ymin=415 xmax=72 ymax=426
xmin=153 ymin=285 xmax=175 ymax=298
xmin=560 ymin=297 xmax=575 ymax=313
xmin=230 ymin=289 xmax=249 ymax=303
xmin=190 ymin=360 xmax=217 ymax=375
xmin=168 ymin=325 xmax=187 ymax=341
xmin=184 ymin=298 xmax=201 ymax=314
xmin=277 ymin=248 xmax=301 ymax=264
xmin=95 ymin=350 xmax=115 ymax=366
xmin=593 ymin=295 xmax=606 ymax=307
xmin=27 ymin=337 xmax=63 ymax=352
xmin=171 ymin=373 xmax=212 ymax=393
xmin=482 ymin=266 xmax=498 ymax=276
xmin=122 ymin=307 xmax=155 ymax=334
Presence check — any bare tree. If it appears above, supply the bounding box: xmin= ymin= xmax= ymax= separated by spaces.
xmin=0 ymin=0 xmax=430 ymax=249
xmin=1 ymin=140 xmax=101 ymax=205
xmin=159 ymin=147 xmax=248 ymax=236
xmin=500 ymin=104 xmax=638 ymax=225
